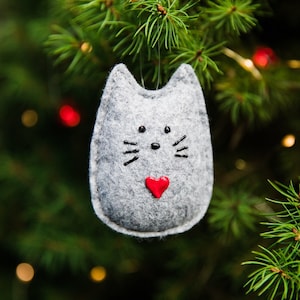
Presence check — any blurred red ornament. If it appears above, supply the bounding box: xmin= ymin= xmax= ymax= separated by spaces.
xmin=252 ymin=47 xmax=277 ymax=68
xmin=59 ymin=104 xmax=81 ymax=127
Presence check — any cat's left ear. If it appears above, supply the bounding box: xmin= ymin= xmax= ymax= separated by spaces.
xmin=104 ymin=64 xmax=140 ymax=92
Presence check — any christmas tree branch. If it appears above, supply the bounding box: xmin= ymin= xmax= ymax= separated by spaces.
xmin=45 ymin=1 xmax=300 ymax=126
xmin=45 ymin=0 xmax=261 ymax=86
xmin=243 ymin=180 xmax=300 ymax=300
xmin=204 ymin=0 xmax=259 ymax=35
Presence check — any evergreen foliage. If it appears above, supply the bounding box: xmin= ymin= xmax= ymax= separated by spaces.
xmin=46 ymin=0 xmax=263 ymax=87
xmin=243 ymin=181 xmax=300 ymax=299
xmin=1 ymin=0 xmax=300 ymax=299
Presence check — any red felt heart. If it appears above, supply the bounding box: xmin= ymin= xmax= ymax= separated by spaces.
xmin=145 ymin=176 xmax=170 ymax=199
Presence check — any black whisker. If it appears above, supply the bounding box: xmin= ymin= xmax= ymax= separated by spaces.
xmin=124 ymin=140 xmax=138 ymax=146
xmin=123 ymin=149 xmax=139 ymax=154
xmin=175 ymin=154 xmax=188 ymax=158
xmin=172 ymin=135 xmax=187 ymax=147
xmin=176 ymin=146 xmax=188 ymax=152
xmin=124 ymin=156 xmax=139 ymax=166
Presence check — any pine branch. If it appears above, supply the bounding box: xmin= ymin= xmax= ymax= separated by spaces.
xmin=215 ymin=48 xmax=300 ymax=127
xmin=45 ymin=0 xmax=263 ymax=86
xmin=45 ymin=1 xmax=300 ymax=126
xmin=204 ymin=0 xmax=260 ymax=35
xmin=208 ymin=185 xmax=261 ymax=240
xmin=129 ymin=0 xmax=197 ymax=49
xmin=45 ymin=24 xmax=101 ymax=75
xmin=169 ymin=37 xmax=224 ymax=87
xmin=243 ymin=180 xmax=300 ymax=300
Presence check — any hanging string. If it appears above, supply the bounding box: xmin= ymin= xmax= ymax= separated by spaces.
xmin=155 ymin=18 xmax=163 ymax=90
xmin=156 ymin=39 xmax=161 ymax=90
xmin=139 ymin=53 xmax=145 ymax=88
xmin=139 ymin=23 xmax=162 ymax=90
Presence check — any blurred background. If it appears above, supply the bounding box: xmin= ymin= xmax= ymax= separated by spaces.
xmin=0 ymin=0 xmax=299 ymax=299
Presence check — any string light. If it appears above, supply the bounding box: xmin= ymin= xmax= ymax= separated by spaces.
xmin=21 ymin=110 xmax=38 ymax=127
xmin=16 ymin=263 xmax=35 ymax=283
xmin=80 ymin=42 xmax=93 ymax=53
xmin=89 ymin=266 xmax=107 ymax=282
xmin=222 ymin=47 xmax=262 ymax=80
xmin=59 ymin=104 xmax=81 ymax=127
xmin=243 ymin=59 xmax=254 ymax=69
xmin=281 ymin=134 xmax=296 ymax=148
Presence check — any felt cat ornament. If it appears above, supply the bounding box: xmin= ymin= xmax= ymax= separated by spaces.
xmin=89 ymin=64 xmax=213 ymax=238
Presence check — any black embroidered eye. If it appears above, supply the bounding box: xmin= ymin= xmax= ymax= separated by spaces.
xmin=138 ymin=126 xmax=146 ymax=133
xmin=164 ymin=126 xmax=171 ymax=134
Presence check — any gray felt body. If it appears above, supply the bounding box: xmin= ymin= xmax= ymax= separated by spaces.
xmin=89 ymin=63 xmax=213 ymax=238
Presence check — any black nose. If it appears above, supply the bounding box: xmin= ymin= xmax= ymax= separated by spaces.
xmin=151 ymin=142 xmax=160 ymax=150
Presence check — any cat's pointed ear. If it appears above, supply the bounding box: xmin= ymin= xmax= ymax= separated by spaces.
xmin=104 ymin=63 xmax=140 ymax=92
xmin=167 ymin=64 xmax=200 ymax=88
xmin=96 ymin=64 xmax=140 ymax=125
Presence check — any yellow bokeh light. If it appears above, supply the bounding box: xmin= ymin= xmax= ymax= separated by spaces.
xmin=90 ymin=266 xmax=107 ymax=282
xmin=21 ymin=110 xmax=38 ymax=127
xmin=80 ymin=42 xmax=93 ymax=53
xmin=287 ymin=60 xmax=300 ymax=69
xmin=235 ymin=159 xmax=247 ymax=170
xmin=16 ymin=263 xmax=35 ymax=283
xmin=281 ymin=134 xmax=296 ymax=148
